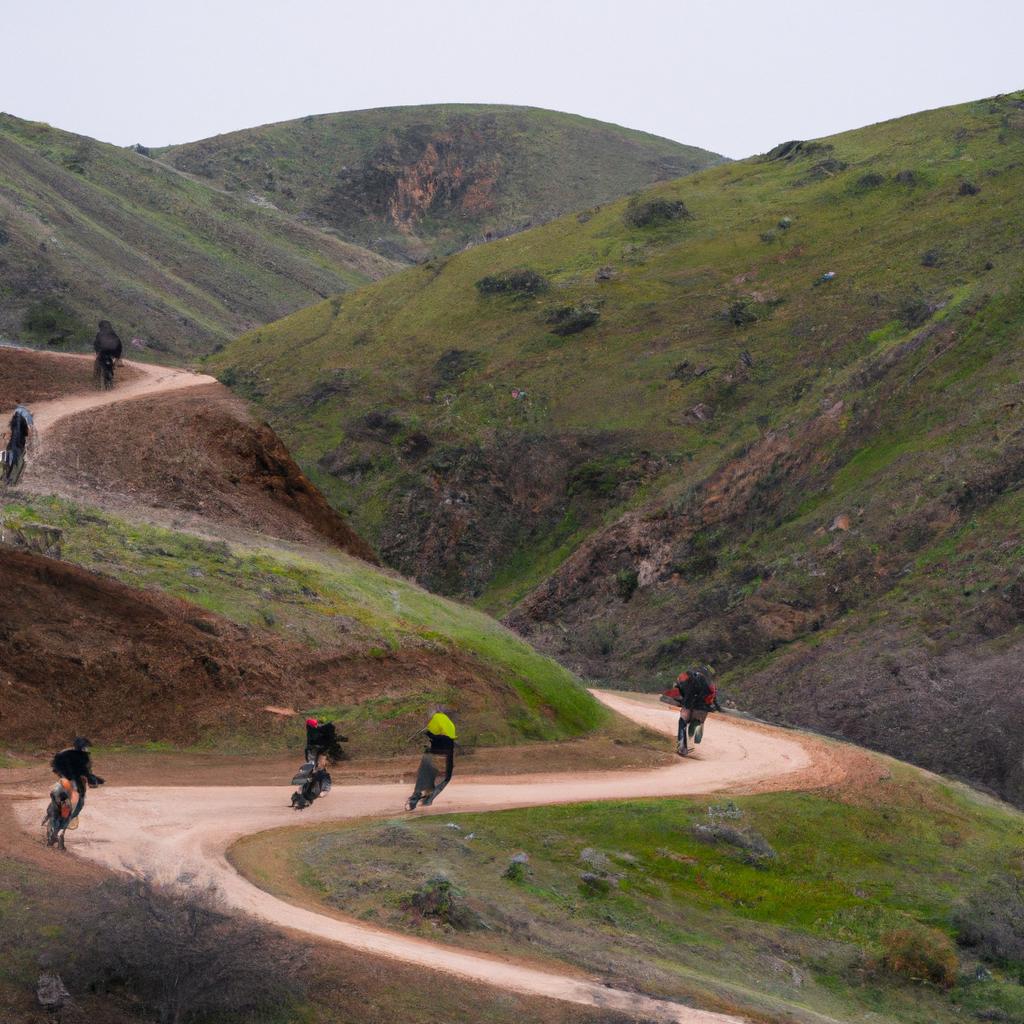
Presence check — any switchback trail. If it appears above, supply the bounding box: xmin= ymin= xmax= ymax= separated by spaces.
xmin=14 ymin=692 xmax=843 ymax=1024
xmin=4 ymin=353 xmax=847 ymax=1021
xmin=21 ymin=352 xmax=217 ymax=435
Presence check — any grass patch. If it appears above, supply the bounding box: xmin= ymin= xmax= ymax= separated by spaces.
xmin=248 ymin=764 xmax=1024 ymax=1023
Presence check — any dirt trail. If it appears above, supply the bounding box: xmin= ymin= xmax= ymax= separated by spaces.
xmin=25 ymin=354 xmax=217 ymax=435
xmin=4 ymin=353 xmax=846 ymax=1021
xmin=11 ymin=692 xmax=835 ymax=1024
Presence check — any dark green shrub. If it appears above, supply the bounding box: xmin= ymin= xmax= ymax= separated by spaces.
xmin=897 ymin=297 xmax=934 ymax=329
xmin=623 ymin=197 xmax=692 ymax=228
xmin=21 ymin=300 xmax=90 ymax=347
xmin=475 ymin=268 xmax=549 ymax=296
xmin=855 ymin=171 xmax=886 ymax=190
xmin=433 ymin=348 xmax=481 ymax=382
xmin=615 ymin=568 xmax=639 ymax=602
xmin=953 ymin=882 xmax=1024 ymax=963
xmin=545 ymin=304 xmax=600 ymax=336
xmin=401 ymin=875 xmax=481 ymax=930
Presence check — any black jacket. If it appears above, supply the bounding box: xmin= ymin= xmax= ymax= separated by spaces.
xmin=51 ymin=747 xmax=102 ymax=785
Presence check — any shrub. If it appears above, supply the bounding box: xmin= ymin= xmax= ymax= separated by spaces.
xmin=897 ymin=297 xmax=934 ymax=329
xmin=22 ymin=300 xmax=90 ymax=348
xmin=855 ymin=171 xmax=886 ymax=190
xmin=691 ymin=823 xmax=776 ymax=864
xmin=615 ymin=568 xmax=639 ymax=602
xmin=882 ymin=926 xmax=958 ymax=988
xmin=401 ymin=875 xmax=482 ymax=930
xmin=953 ymin=882 xmax=1024 ymax=963
xmin=623 ymin=197 xmax=692 ymax=228
xmin=545 ymin=304 xmax=600 ymax=336
xmin=65 ymin=879 xmax=303 ymax=1024
xmin=475 ymin=268 xmax=549 ymax=296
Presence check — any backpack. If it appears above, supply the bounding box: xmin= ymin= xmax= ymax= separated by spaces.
xmin=681 ymin=669 xmax=717 ymax=710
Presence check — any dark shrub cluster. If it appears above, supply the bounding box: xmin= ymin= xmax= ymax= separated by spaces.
xmin=545 ymin=304 xmax=600 ymax=336
xmin=475 ymin=268 xmax=549 ymax=296
xmin=953 ymin=882 xmax=1024 ymax=963
xmin=624 ymin=197 xmax=692 ymax=228
xmin=64 ymin=879 xmax=304 ymax=1024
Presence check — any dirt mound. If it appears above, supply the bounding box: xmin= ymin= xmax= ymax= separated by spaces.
xmin=0 ymin=348 xmax=141 ymax=408
xmin=0 ymin=549 xmax=507 ymax=749
xmin=35 ymin=383 xmax=376 ymax=559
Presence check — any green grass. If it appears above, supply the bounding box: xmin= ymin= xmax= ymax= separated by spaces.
xmin=208 ymin=89 xmax=1024 ymax=614
xmin=0 ymin=494 xmax=607 ymax=744
xmin=266 ymin=764 xmax=1024 ymax=1024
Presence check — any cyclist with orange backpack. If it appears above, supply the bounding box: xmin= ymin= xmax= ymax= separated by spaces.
xmin=660 ymin=665 xmax=721 ymax=757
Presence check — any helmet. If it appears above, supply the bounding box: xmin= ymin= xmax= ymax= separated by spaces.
xmin=73 ymin=737 xmax=91 ymax=751
xmin=305 ymin=718 xmax=319 ymax=727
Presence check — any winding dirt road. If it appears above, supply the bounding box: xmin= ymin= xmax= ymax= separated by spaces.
xmin=13 ymin=693 xmax=832 ymax=1024
xmin=22 ymin=352 xmax=217 ymax=435
xmin=5 ymin=353 xmax=843 ymax=1023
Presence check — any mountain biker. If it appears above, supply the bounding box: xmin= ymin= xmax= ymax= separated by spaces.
xmin=406 ymin=710 xmax=457 ymax=810
xmin=49 ymin=737 xmax=105 ymax=840
xmin=94 ymin=320 xmax=123 ymax=389
xmin=660 ymin=666 xmax=721 ymax=757
xmin=2 ymin=404 xmax=33 ymax=486
xmin=290 ymin=717 xmax=347 ymax=810
xmin=303 ymin=717 xmax=347 ymax=766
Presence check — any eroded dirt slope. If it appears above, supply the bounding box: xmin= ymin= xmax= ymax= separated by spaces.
xmin=0 ymin=548 xmax=520 ymax=750
xmin=36 ymin=382 xmax=376 ymax=558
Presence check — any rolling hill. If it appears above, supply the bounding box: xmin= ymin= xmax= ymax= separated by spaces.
xmin=154 ymin=104 xmax=725 ymax=261
xmin=209 ymin=90 xmax=1024 ymax=804
xmin=0 ymin=113 xmax=399 ymax=357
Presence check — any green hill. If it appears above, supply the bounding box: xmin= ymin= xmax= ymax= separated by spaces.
xmin=154 ymin=104 xmax=725 ymax=261
xmin=210 ymin=90 xmax=1024 ymax=804
xmin=0 ymin=113 xmax=399 ymax=357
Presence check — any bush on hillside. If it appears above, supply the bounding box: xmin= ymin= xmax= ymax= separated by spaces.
xmin=855 ymin=171 xmax=886 ymax=190
xmin=475 ymin=268 xmax=549 ymax=296
xmin=953 ymin=882 xmax=1024 ymax=963
xmin=615 ymin=568 xmax=639 ymax=602
xmin=897 ymin=296 xmax=935 ymax=329
xmin=22 ymin=300 xmax=90 ymax=348
xmin=623 ymin=197 xmax=692 ymax=228
xmin=881 ymin=925 xmax=958 ymax=988
xmin=545 ymin=304 xmax=600 ymax=336
xmin=64 ymin=878 xmax=304 ymax=1024
xmin=401 ymin=876 xmax=482 ymax=930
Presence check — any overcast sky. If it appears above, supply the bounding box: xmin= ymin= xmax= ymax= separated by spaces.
xmin=2 ymin=0 xmax=1021 ymax=158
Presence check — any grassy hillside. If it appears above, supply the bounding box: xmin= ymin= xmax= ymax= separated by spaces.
xmin=155 ymin=104 xmax=725 ymax=261
xmin=210 ymin=90 xmax=1024 ymax=802
xmin=0 ymin=113 xmax=398 ymax=357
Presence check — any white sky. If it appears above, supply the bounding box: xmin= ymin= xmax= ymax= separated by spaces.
xmin=1 ymin=0 xmax=1021 ymax=158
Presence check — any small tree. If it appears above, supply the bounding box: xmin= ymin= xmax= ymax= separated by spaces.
xmin=66 ymin=878 xmax=304 ymax=1024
